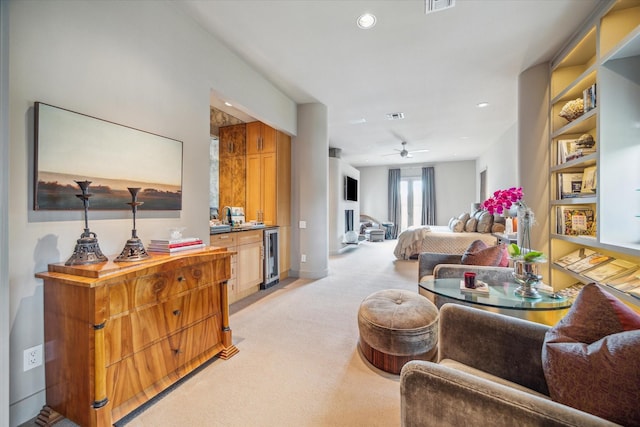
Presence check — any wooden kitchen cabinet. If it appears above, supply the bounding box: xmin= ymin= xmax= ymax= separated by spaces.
xmin=219 ymin=123 xmax=246 ymax=157
xmin=210 ymin=229 xmax=263 ymax=303
xmin=35 ymin=248 xmax=237 ymax=427
xmin=219 ymin=124 xmax=246 ymax=209
xmin=246 ymin=121 xmax=276 ymax=154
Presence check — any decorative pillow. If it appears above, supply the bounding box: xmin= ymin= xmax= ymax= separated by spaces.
xmin=542 ymin=284 xmax=640 ymax=425
xmin=448 ymin=216 xmax=456 ymax=230
xmin=464 ymin=217 xmax=478 ymax=232
xmin=450 ymin=219 xmax=465 ymax=232
xmin=497 ymin=244 xmax=509 ymax=267
xmin=458 ymin=212 xmax=470 ymax=223
xmin=460 ymin=240 xmax=503 ymax=266
xmin=476 ymin=211 xmax=494 ymax=233
xmin=491 ymin=223 xmax=506 ymax=233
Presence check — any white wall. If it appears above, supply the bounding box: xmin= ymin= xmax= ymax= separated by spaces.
xmin=1 ymin=1 xmax=11 ymax=426
xmin=357 ymin=161 xmax=477 ymax=228
xmin=476 ymin=124 xmax=518 ymax=200
xmin=328 ymin=158 xmax=359 ymax=255
xmin=7 ymin=1 xmax=296 ymax=425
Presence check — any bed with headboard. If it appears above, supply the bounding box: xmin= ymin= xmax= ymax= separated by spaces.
xmin=393 ymin=211 xmax=505 ymax=260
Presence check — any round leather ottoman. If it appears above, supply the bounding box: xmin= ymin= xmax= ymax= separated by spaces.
xmin=358 ymin=289 xmax=438 ymax=374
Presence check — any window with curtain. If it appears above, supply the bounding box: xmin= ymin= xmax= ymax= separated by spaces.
xmin=400 ymin=176 xmax=423 ymax=230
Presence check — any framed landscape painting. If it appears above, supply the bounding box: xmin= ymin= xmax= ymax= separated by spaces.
xmin=34 ymin=102 xmax=183 ymax=210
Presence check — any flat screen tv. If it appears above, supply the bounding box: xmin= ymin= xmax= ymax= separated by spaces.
xmin=344 ymin=175 xmax=358 ymax=202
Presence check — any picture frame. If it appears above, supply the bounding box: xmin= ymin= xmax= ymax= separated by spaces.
xmin=34 ymin=102 xmax=183 ymax=210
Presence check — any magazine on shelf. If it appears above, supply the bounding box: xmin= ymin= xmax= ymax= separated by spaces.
xmin=557 ymin=139 xmax=595 ymax=165
xmin=567 ymin=253 xmax=612 ymax=274
xmin=583 ymin=259 xmax=638 ymax=282
xmin=554 ymin=247 xmax=596 ymax=268
xmin=559 ymin=206 xmax=596 ymax=236
xmin=459 ymin=280 xmax=490 ymax=295
xmin=605 ymin=270 xmax=640 ymax=292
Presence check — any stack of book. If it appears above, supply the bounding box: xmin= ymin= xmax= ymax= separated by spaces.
xmin=147 ymin=237 xmax=205 ymax=253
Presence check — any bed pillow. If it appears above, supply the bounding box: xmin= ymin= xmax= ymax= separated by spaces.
xmin=450 ymin=219 xmax=465 ymax=232
xmin=542 ymin=284 xmax=640 ymax=425
xmin=476 ymin=211 xmax=494 ymax=233
xmin=461 ymin=240 xmax=504 ymax=266
xmin=464 ymin=217 xmax=478 ymax=232
xmin=491 ymin=223 xmax=506 ymax=233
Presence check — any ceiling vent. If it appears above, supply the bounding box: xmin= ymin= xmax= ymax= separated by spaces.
xmin=329 ymin=147 xmax=342 ymax=158
xmin=385 ymin=112 xmax=405 ymax=120
xmin=425 ymin=0 xmax=455 ymax=14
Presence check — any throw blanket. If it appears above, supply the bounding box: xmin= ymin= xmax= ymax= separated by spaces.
xmin=394 ymin=226 xmax=431 ymax=260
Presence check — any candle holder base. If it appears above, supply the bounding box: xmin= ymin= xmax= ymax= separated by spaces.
xmin=114 ymin=237 xmax=150 ymax=262
xmin=66 ymin=232 xmax=108 ymax=266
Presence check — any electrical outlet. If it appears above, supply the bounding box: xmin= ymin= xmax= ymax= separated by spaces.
xmin=24 ymin=344 xmax=43 ymax=371
xmin=301 ymin=254 xmax=307 ymax=263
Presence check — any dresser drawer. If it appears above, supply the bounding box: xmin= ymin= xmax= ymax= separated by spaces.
xmin=105 ymin=285 xmax=221 ymax=364
xmin=106 ymin=316 xmax=222 ymax=411
xmin=108 ymin=261 xmax=214 ymax=315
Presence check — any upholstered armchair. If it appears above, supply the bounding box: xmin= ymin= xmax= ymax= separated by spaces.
xmin=400 ymin=304 xmax=619 ymax=427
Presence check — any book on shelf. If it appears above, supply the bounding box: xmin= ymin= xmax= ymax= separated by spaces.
xmin=558 ymin=206 xmax=596 ymax=236
xmin=554 ymin=247 xmax=596 ymax=268
xmin=580 ymin=166 xmax=597 ymax=194
xmin=557 ymin=138 xmax=596 ymax=165
xmin=583 ymin=83 xmax=597 ymax=113
xmin=567 ymin=253 xmax=612 ymax=274
xmin=583 ymin=259 xmax=638 ymax=282
xmin=459 ymin=280 xmax=490 ymax=295
xmin=147 ymin=243 xmax=206 ymax=253
xmin=557 ymin=172 xmax=584 ymax=199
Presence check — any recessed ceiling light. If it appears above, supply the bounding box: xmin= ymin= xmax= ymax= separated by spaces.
xmin=357 ymin=13 xmax=376 ymax=29
xmin=477 ymin=102 xmax=489 ymax=108
xmin=224 ymin=101 xmax=233 ymax=107
xmin=348 ymin=118 xmax=367 ymax=125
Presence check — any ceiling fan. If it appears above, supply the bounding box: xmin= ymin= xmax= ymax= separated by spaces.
xmin=383 ymin=141 xmax=429 ymax=158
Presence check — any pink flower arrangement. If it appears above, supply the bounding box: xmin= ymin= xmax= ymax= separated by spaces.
xmin=481 ymin=187 xmax=524 ymax=215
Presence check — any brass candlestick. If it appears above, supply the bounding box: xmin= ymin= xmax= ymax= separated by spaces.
xmin=115 ymin=187 xmax=150 ymax=262
xmin=65 ymin=180 xmax=108 ymax=266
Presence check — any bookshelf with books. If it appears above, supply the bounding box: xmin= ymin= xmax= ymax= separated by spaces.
xmin=548 ymin=0 xmax=640 ymax=308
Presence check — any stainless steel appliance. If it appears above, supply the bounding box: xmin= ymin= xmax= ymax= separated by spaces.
xmin=262 ymin=227 xmax=279 ymax=289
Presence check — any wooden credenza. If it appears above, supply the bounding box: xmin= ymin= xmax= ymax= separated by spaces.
xmin=35 ymin=247 xmax=238 ymax=427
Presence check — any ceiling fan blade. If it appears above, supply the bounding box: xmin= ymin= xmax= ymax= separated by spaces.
xmin=409 ymin=149 xmax=430 ymax=154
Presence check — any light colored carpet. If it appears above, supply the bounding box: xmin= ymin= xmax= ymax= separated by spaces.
xmin=27 ymin=239 xmax=420 ymax=427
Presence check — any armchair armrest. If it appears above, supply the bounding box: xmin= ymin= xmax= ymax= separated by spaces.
xmin=438 ymin=304 xmax=550 ymax=395
xmin=401 ymin=361 xmax=618 ymax=427
xmin=418 ymin=252 xmax=462 ymax=279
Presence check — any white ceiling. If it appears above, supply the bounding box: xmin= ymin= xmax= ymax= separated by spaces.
xmin=181 ymin=0 xmax=601 ymax=167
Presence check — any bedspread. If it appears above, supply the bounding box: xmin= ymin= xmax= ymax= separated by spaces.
xmin=393 ymin=225 xmax=498 ymax=260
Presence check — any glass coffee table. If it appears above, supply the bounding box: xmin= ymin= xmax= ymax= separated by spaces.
xmin=419 ymin=278 xmax=572 ymax=326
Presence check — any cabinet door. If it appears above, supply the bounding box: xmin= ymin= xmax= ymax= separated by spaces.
xmin=219 ymin=124 xmax=246 ymax=157
xmin=246 ymin=154 xmax=262 ymax=222
xmin=247 ymin=122 xmax=276 ymax=154
xmin=262 ymin=152 xmax=277 ymax=225
xmin=219 ymin=155 xmax=246 ymax=209
xmin=237 ymin=240 xmax=263 ymax=292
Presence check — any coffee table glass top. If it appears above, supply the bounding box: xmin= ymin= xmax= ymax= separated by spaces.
xmin=419 ymin=278 xmax=572 ymax=311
